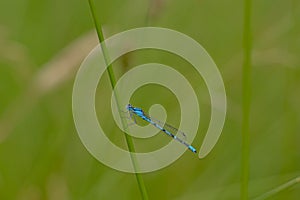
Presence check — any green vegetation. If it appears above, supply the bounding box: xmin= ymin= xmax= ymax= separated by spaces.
xmin=0 ymin=0 xmax=299 ymax=199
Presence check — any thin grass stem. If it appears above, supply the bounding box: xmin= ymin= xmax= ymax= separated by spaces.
xmin=87 ymin=1 xmax=149 ymax=199
xmin=253 ymin=176 xmax=300 ymax=200
xmin=241 ymin=0 xmax=252 ymax=199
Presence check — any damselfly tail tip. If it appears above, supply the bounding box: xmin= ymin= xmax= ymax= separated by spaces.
xmin=189 ymin=146 xmax=197 ymax=153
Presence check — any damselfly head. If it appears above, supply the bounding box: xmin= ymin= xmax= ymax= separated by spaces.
xmin=126 ymin=104 xmax=132 ymax=110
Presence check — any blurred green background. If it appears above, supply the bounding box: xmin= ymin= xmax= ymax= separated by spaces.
xmin=0 ymin=0 xmax=299 ymax=199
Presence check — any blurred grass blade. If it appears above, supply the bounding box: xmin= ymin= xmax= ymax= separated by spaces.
xmin=87 ymin=0 xmax=149 ymax=199
xmin=253 ymin=176 xmax=300 ymax=200
xmin=241 ymin=0 xmax=252 ymax=199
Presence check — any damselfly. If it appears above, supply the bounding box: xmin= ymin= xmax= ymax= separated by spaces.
xmin=126 ymin=104 xmax=197 ymax=153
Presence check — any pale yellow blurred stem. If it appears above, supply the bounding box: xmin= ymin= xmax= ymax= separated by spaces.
xmin=0 ymin=31 xmax=98 ymax=142
xmin=253 ymin=176 xmax=300 ymax=200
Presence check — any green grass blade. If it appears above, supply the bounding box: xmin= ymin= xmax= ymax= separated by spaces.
xmin=87 ymin=1 xmax=149 ymax=199
xmin=241 ymin=0 xmax=252 ymax=199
